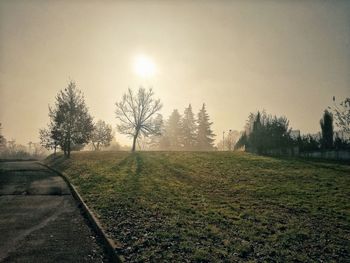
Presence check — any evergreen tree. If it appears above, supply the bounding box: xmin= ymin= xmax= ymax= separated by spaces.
xmin=158 ymin=132 xmax=170 ymax=150
xmin=148 ymin=114 xmax=165 ymax=150
xmin=181 ymin=104 xmax=197 ymax=150
xmin=196 ymin=104 xmax=215 ymax=151
xmin=320 ymin=110 xmax=334 ymax=150
xmin=234 ymin=131 xmax=248 ymax=150
xmin=297 ymin=134 xmax=320 ymax=152
xmin=42 ymin=81 xmax=94 ymax=158
xmin=249 ymin=111 xmax=263 ymax=153
xmin=242 ymin=111 xmax=292 ymax=153
xmin=163 ymin=109 xmax=183 ymax=150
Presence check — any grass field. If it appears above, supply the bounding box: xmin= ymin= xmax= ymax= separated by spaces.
xmin=46 ymin=151 xmax=350 ymax=262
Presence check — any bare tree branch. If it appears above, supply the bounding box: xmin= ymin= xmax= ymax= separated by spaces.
xmin=115 ymin=87 xmax=162 ymax=151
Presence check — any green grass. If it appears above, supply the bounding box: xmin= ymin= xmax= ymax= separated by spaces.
xmin=46 ymin=151 xmax=350 ymax=262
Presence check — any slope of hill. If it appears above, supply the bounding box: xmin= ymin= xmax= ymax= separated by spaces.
xmin=46 ymin=151 xmax=350 ymax=262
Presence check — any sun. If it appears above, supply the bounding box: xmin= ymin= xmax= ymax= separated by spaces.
xmin=133 ymin=54 xmax=156 ymax=78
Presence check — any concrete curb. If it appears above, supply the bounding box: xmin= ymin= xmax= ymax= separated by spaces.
xmin=38 ymin=162 xmax=123 ymax=263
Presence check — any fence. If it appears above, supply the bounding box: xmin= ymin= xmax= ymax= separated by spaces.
xmin=246 ymin=147 xmax=350 ymax=161
xmin=299 ymin=150 xmax=350 ymax=161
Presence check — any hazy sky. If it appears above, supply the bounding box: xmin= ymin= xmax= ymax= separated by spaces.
xmin=1 ymin=0 xmax=349 ymax=146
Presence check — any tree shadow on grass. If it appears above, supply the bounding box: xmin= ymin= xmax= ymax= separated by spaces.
xmin=116 ymin=153 xmax=144 ymax=203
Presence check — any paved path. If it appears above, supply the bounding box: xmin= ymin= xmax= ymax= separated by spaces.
xmin=0 ymin=161 xmax=108 ymax=262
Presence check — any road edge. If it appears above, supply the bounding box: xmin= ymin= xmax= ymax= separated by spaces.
xmin=38 ymin=162 xmax=123 ymax=263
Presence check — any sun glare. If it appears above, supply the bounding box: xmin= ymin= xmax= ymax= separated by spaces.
xmin=133 ymin=54 xmax=156 ymax=78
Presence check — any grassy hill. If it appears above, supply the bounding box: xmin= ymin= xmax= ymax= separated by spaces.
xmin=46 ymin=151 xmax=350 ymax=262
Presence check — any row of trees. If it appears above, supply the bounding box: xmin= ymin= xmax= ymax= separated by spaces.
xmin=234 ymin=111 xmax=293 ymax=154
xmin=297 ymin=102 xmax=350 ymax=152
xmin=36 ymin=79 xmax=350 ymax=157
xmin=235 ymin=97 xmax=350 ymax=154
xmin=40 ymin=82 xmax=216 ymax=157
xmin=115 ymin=88 xmax=216 ymax=151
xmin=140 ymin=104 xmax=216 ymax=151
xmin=298 ymin=108 xmax=350 ymax=151
xmin=0 ymin=124 xmax=48 ymax=159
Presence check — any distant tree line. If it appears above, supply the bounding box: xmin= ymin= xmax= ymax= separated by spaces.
xmin=296 ymin=107 xmax=350 ymax=152
xmin=39 ymin=81 xmax=216 ymax=156
xmin=234 ymin=111 xmax=293 ymax=154
xmin=0 ymin=124 xmax=48 ymax=159
xmin=114 ymin=88 xmax=216 ymax=151
xmin=38 ymin=80 xmax=350 ymax=157
xmin=235 ymin=97 xmax=350 ymax=154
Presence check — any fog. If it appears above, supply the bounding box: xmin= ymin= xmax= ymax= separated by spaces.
xmin=1 ymin=0 xmax=349 ymax=146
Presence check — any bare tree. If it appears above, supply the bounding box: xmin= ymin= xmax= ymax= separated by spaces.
xmin=225 ymin=130 xmax=240 ymax=151
xmin=330 ymin=97 xmax=350 ymax=133
xmin=217 ymin=130 xmax=240 ymax=151
xmin=115 ymin=87 xmax=162 ymax=152
xmin=196 ymin=104 xmax=215 ymax=151
xmin=91 ymin=120 xmax=113 ymax=151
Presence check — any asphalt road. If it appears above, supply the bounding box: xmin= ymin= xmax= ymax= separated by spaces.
xmin=0 ymin=161 xmax=108 ymax=262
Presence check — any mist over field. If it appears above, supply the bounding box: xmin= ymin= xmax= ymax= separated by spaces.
xmin=0 ymin=1 xmax=350 ymax=262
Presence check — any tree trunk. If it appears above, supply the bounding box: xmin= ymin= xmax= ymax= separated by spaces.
xmin=131 ymin=128 xmax=140 ymax=152
xmin=67 ymin=139 xmax=71 ymax=158
xmin=64 ymin=137 xmax=68 ymax=157
xmin=131 ymin=135 xmax=137 ymax=152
